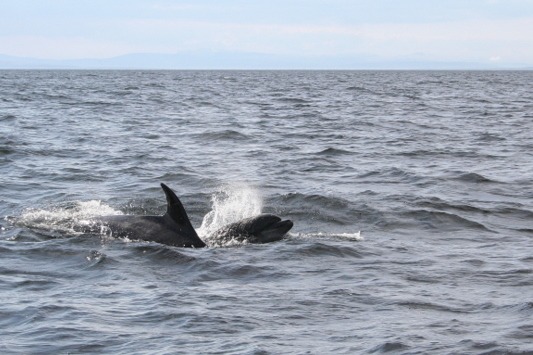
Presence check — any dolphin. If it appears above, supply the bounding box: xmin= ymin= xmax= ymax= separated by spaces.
xmin=89 ymin=183 xmax=292 ymax=247
xmin=208 ymin=214 xmax=293 ymax=245
xmin=93 ymin=183 xmax=206 ymax=247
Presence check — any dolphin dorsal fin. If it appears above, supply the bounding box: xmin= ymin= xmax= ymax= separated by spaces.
xmin=160 ymin=183 xmax=193 ymax=226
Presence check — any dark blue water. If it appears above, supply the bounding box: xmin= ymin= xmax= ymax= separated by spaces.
xmin=1 ymin=70 xmax=532 ymax=354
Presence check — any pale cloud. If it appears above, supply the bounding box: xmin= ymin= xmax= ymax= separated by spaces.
xmin=0 ymin=35 xmax=141 ymax=59
xmin=349 ymin=18 xmax=532 ymax=42
xmin=125 ymin=16 xmax=533 ymax=41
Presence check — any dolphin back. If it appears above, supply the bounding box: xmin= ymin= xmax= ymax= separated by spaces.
xmin=87 ymin=184 xmax=206 ymax=248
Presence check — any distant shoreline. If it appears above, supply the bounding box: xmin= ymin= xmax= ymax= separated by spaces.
xmin=1 ymin=53 xmax=530 ymax=71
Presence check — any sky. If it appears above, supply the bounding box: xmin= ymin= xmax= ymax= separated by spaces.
xmin=1 ymin=0 xmax=533 ymax=69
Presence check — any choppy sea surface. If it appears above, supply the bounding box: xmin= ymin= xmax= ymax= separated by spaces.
xmin=1 ymin=70 xmax=532 ymax=354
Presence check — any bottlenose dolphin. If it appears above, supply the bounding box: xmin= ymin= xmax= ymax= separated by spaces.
xmin=209 ymin=214 xmax=293 ymax=245
xmin=90 ymin=183 xmax=292 ymax=247
xmin=94 ymin=183 xmax=206 ymax=247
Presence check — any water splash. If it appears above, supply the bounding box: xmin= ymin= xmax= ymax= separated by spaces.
xmin=292 ymin=231 xmax=363 ymax=241
xmin=17 ymin=200 xmax=122 ymax=234
xmin=331 ymin=232 xmax=363 ymax=241
xmin=197 ymin=183 xmax=263 ymax=241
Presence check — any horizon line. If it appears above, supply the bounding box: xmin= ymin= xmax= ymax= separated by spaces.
xmin=1 ymin=52 xmax=531 ymax=71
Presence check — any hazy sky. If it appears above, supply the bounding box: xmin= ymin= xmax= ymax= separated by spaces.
xmin=1 ymin=0 xmax=533 ymax=67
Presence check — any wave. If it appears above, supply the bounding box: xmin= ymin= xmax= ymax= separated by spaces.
xmin=0 ymin=146 xmax=15 ymax=155
xmin=345 ymin=86 xmax=380 ymax=96
xmin=495 ymin=206 xmax=533 ymax=219
xmin=414 ymin=198 xmax=533 ymax=222
xmin=454 ymin=172 xmax=496 ymax=183
xmin=84 ymin=250 xmax=111 ymax=269
xmin=195 ymin=129 xmax=250 ymax=141
xmin=414 ymin=198 xmax=492 ymax=214
xmin=281 ymin=192 xmax=351 ymax=210
xmin=130 ymin=244 xmax=197 ymax=263
xmin=1 ymin=114 xmax=16 ymax=121
xmin=395 ymin=300 xmax=469 ymax=313
xmin=369 ymin=342 xmax=410 ymax=353
xmin=276 ymin=191 xmax=384 ymax=230
xmin=276 ymin=97 xmax=311 ymax=105
xmin=315 ymin=147 xmax=353 ymax=156
xmin=515 ymin=228 xmax=533 ymax=234
xmin=477 ymin=132 xmax=506 ymax=142
xmin=397 ymin=149 xmax=503 ymax=160
xmin=357 ymin=167 xmax=425 ymax=184
xmin=292 ymin=231 xmax=363 ymax=242
xmin=286 ymin=240 xmax=364 ymax=258
xmin=401 ymin=209 xmax=493 ymax=232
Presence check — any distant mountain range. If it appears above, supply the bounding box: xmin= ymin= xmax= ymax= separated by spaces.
xmin=0 ymin=52 xmax=530 ymax=70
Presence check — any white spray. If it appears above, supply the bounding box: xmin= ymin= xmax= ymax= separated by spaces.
xmin=196 ymin=183 xmax=263 ymax=240
xmin=17 ymin=200 xmax=123 ymax=234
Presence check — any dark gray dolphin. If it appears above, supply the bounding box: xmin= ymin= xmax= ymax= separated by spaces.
xmin=90 ymin=183 xmax=292 ymax=247
xmin=94 ymin=183 xmax=206 ymax=247
xmin=208 ymin=214 xmax=293 ymax=244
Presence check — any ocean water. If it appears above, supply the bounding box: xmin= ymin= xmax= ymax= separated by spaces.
xmin=1 ymin=70 xmax=532 ymax=354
